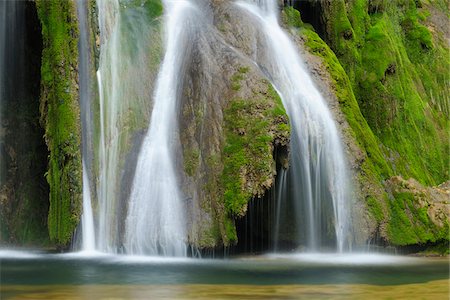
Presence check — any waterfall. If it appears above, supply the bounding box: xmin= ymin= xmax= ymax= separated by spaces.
xmin=273 ymin=168 xmax=287 ymax=252
xmin=81 ymin=163 xmax=96 ymax=251
xmin=237 ymin=0 xmax=352 ymax=252
xmin=123 ymin=0 xmax=195 ymax=256
xmin=96 ymin=0 xmax=161 ymax=252
xmin=96 ymin=0 xmax=122 ymax=253
xmin=77 ymin=0 xmax=96 ymax=252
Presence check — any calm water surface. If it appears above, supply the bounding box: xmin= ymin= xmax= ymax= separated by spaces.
xmin=0 ymin=251 xmax=448 ymax=299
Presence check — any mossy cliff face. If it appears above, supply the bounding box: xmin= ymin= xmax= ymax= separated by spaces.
xmin=299 ymin=0 xmax=448 ymax=185
xmin=36 ymin=0 xmax=82 ymax=248
xmin=283 ymin=1 xmax=449 ymax=247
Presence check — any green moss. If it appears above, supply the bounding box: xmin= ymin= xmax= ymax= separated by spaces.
xmin=282 ymin=6 xmax=303 ymax=28
xmin=317 ymin=0 xmax=448 ymax=186
xmin=120 ymin=0 xmax=163 ymax=18
xmin=210 ymin=72 xmax=290 ymax=246
xmin=283 ymin=5 xmax=448 ymax=248
xmin=238 ymin=66 xmax=250 ymax=74
xmin=301 ymin=26 xmax=390 ymax=181
xmin=388 ymin=191 xmax=448 ymax=246
xmin=223 ymin=216 xmax=237 ymax=244
xmin=222 ymin=79 xmax=289 ymax=217
xmin=143 ymin=0 xmax=163 ymax=18
xmin=366 ymin=196 xmax=385 ymax=223
xmin=231 ymin=73 xmax=244 ymax=91
xmin=36 ymin=0 xmax=82 ymax=246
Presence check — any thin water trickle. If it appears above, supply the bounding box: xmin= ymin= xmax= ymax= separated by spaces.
xmin=273 ymin=168 xmax=287 ymax=252
xmin=96 ymin=0 xmax=121 ymax=253
xmin=77 ymin=0 xmax=96 ymax=252
xmin=81 ymin=163 xmax=96 ymax=251
xmin=237 ymin=0 xmax=352 ymax=252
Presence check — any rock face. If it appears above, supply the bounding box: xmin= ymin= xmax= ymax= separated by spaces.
xmin=178 ymin=2 xmax=290 ymax=248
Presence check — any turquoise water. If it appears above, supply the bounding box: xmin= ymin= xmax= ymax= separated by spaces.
xmin=1 ymin=251 xmax=448 ymax=299
xmin=1 ymin=251 xmax=448 ymax=286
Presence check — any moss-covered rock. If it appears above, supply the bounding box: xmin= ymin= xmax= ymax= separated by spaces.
xmin=385 ymin=176 xmax=449 ymax=246
xmin=222 ymin=76 xmax=289 ymax=218
xmin=36 ymin=0 xmax=82 ymax=247
xmin=177 ymin=3 xmax=291 ymax=248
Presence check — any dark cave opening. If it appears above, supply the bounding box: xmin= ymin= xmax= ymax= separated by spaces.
xmin=0 ymin=0 xmax=49 ymax=244
xmin=286 ymin=0 xmax=326 ymax=41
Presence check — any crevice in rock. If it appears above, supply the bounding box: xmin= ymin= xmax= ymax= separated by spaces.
xmin=287 ymin=0 xmax=326 ymax=41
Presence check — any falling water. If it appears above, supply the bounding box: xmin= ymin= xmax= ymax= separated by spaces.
xmin=96 ymin=0 xmax=161 ymax=252
xmin=273 ymin=168 xmax=287 ymax=252
xmin=237 ymin=1 xmax=351 ymax=252
xmin=96 ymin=0 xmax=121 ymax=253
xmin=81 ymin=163 xmax=95 ymax=251
xmin=77 ymin=0 xmax=96 ymax=252
xmin=124 ymin=0 xmax=195 ymax=256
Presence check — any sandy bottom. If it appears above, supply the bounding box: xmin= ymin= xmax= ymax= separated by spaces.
xmin=1 ymin=280 xmax=448 ymax=300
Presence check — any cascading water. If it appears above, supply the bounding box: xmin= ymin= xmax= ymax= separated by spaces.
xmin=237 ymin=0 xmax=352 ymax=252
xmin=96 ymin=0 xmax=162 ymax=252
xmin=89 ymin=0 xmax=350 ymax=255
xmin=124 ymin=0 xmax=195 ymax=256
xmin=96 ymin=0 xmax=122 ymax=253
xmin=81 ymin=163 xmax=95 ymax=251
xmin=77 ymin=0 xmax=96 ymax=252
xmin=273 ymin=168 xmax=287 ymax=252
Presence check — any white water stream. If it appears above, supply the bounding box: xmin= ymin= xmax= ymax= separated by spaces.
xmin=124 ymin=0 xmax=196 ymax=256
xmin=77 ymin=0 xmax=96 ymax=252
xmin=81 ymin=163 xmax=96 ymax=251
xmin=238 ymin=0 xmax=352 ymax=252
xmin=96 ymin=0 xmax=122 ymax=253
